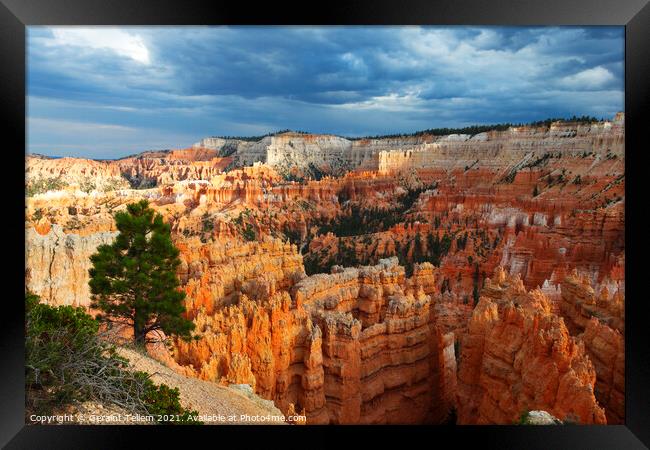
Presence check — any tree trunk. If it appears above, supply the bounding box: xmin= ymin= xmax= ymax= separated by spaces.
xmin=134 ymin=311 xmax=146 ymax=347
xmin=134 ymin=329 xmax=146 ymax=346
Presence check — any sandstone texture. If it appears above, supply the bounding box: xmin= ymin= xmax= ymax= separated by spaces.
xmin=171 ymin=256 xmax=456 ymax=424
xmin=456 ymin=268 xmax=607 ymax=425
xmin=26 ymin=115 xmax=624 ymax=424
xmin=26 ymin=224 xmax=118 ymax=308
xmin=579 ymin=318 xmax=625 ymax=424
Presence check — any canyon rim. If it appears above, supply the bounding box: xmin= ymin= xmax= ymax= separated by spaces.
xmin=25 ymin=25 xmax=625 ymax=425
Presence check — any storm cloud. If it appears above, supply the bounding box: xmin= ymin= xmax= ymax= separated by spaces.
xmin=27 ymin=26 xmax=624 ymax=159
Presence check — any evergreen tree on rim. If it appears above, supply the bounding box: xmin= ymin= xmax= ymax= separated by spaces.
xmin=88 ymin=200 xmax=194 ymax=346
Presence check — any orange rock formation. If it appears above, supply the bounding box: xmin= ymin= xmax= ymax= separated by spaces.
xmin=25 ymin=115 xmax=624 ymax=424
xmin=456 ymin=268 xmax=607 ymax=424
xmin=171 ymin=254 xmax=456 ymax=424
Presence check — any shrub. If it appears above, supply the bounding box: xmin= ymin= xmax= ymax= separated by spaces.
xmin=26 ymin=177 xmax=68 ymax=197
xmin=307 ymin=163 xmax=325 ymax=181
xmin=79 ymin=178 xmax=96 ymax=193
xmin=516 ymin=410 xmax=531 ymax=425
xmin=104 ymin=178 xmax=126 ymax=192
xmin=25 ymin=293 xmax=202 ymax=424
xmin=123 ymin=371 xmax=201 ymax=424
xmin=26 ymin=293 xmax=100 ymax=388
xmin=31 ymin=208 xmax=44 ymax=222
xmin=242 ymin=223 xmax=256 ymax=241
xmin=202 ymin=213 xmax=214 ymax=233
xmin=26 ymin=293 xmax=123 ymax=415
xmin=500 ymin=170 xmax=517 ymax=184
xmin=282 ymin=227 xmax=302 ymax=246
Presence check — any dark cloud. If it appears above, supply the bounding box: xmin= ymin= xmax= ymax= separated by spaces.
xmin=27 ymin=26 xmax=624 ymax=159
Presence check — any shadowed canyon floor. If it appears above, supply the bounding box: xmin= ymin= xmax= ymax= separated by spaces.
xmin=25 ymin=115 xmax=624 ymax=424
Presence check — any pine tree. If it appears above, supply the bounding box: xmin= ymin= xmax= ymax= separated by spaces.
xmin=88 ymin=200 xmax=194 ymax=346
xmin=472 ymin=263 xmax=481 ymax=306
xmin=414 ymin=232 xmax=423 ymax=263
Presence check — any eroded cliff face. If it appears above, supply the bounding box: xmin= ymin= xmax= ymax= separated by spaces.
xmin=26 ymin=155 xmax=130 ymax=193
xmin=291 ymin=259 xmax=455 ymax=424
xmin=176 ymin=237 xmax=305 ymax=315
xmin=580 ymin=318 xmax=624 ymax=424
xmin=559 ymin=269 xmax=624 ymax=335
xmin=555 ymin=269 xmax=625 ymax=424
xmin=26 ymin=224 xmax=118 ymax=307
xmin=115 ymin=148 xmax=233 ymax=188
xmin=456 ymin=268 xmax=606 ymax=424
xmin=26 ymin=115 xmax=624 ymax=424
xmin=27 ymin=149 xmax=234 ymax=193
xmin=172 ymin=290 xmax=324 ymax=421
xmin=378 ymin=119 xmax=624 ymax=175
xmin=194 ymin=132 xmax=432 ymax=176
xmin=170 ymin=253 xmax=456 ymax=424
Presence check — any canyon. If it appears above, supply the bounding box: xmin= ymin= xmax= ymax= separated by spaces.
xmin=25 ymin=114 xmax=624 ymax=424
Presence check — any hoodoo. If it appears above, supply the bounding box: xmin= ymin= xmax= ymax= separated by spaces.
xmin=25 ymin=115 xmax=625 ymax=424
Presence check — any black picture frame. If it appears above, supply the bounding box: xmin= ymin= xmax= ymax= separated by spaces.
xmin=2 ymin=0 xmax=648 ymax=448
